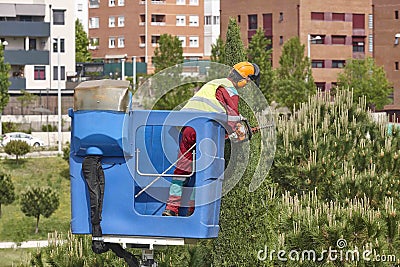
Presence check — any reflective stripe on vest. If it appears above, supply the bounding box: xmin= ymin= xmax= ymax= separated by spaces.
xmin=182 ymin=78 xmax=237 ymax=113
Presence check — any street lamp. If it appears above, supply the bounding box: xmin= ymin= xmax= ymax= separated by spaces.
xmin=132 ymin=56 xmax=136 ymax=91
xmin=52 ymin=37 xmax=62 ymax=154
xmin=307 ymin=34 xmax=321 ymax=59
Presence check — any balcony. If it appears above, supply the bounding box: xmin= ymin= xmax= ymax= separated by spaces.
xmin=4 ymin=50 xmax=49 ymax=65
xmin=0 ymin=21 xmax=50 ymax=37
xmin=8 ymin=77 xmax=26 ymax=90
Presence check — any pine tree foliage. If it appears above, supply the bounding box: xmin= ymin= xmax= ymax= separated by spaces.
xmin=0 ymin=171 xmax=15 ymax=218
xmin=4 ymin=140 xmax=30 ymax=163
xmin=148 ymin=34 xmax=194 ymax=110
xmin=211 ymin=90 xmax=400 ymax=266
xmin=247 ymin=28 xmax=274 ymax=101
xmin=20 ymin=187 xmax=60 ymax=234
xmin=275 ymin=37 xmax=316 ymax=110
xmin=337 ymin=57 xmax=392 ymax=110
xmin=224 ymin=18 xmax=246 ymax=66
xmin=153 ymin=34 xmax=184 ymax=73
xmin=75 ymin=19 xmax=91 ymax=63
xmin=211 ymin=36 xmax=226 ymax=64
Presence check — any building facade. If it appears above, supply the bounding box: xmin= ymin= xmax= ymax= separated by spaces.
xmin=88 ymin=0 xmax=215 ymax=72
xmin=221 ymin=0 xmax=374 ymax=94
xmin=76 ymin=0 xmax=89 ymax=33
xmin=0 ymin=0 xmax=75 ymax=115
xmin=373 ymin=0 xmax=400 ymax=110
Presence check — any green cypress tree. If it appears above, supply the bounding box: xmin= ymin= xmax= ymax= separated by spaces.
xmin=274 ymin=37 xmax=316 ymax=111
xmin=75 ymin=19 xmax=91 ymax=63
xmin=0 ymin=172 xmax=15 ymax=218
xmin=337 ymin=57 xmax=392 ymax=110
xmin=0 ymin=42 xmax=10 ymax=136
xmin=211 ymin=36 xmax=226 ymax=64
xmin=247 ymin=28 xmax=274 ymax=101
xmin=224 ymin=18 xmax=246 ymax=66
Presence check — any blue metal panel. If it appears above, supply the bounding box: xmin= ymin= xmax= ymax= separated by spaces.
xmin=8 ymin=77 xmax=26 ymax=90
xmin=0 ymin=21 xmax=50 ymax=37
xmin=70 ymin=109 xmax=227 ymax=239
xmin=4 ymin=50 xmax=49 ymax=65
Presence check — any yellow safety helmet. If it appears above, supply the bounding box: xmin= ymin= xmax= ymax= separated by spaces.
xmin=232 ymin=62 xmax=260 ymax=88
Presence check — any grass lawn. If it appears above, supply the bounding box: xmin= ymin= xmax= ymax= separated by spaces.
xmin=0 ymin=157 xmax=70 ymax=242
xmin=0 ymin=248 xmax=35 ymax=267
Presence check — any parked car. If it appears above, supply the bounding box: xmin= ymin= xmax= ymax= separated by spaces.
xmin=1 ymin=132 xmax=45 ymax=147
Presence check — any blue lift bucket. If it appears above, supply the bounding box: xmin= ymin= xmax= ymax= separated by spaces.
xmin=69 ymin=80 xmax=227 ymax=239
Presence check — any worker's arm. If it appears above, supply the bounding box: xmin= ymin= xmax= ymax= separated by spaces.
xmin=215 ymin=86 xmax=239 ymax=134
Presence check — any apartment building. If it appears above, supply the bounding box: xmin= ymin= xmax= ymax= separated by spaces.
xmin=221 ymin=0 xmax=373 ymax=94
xmin=373 ymin=0 xmax=400 ymax=110
xmin=88 ymin=0 xmax=207 ymax=72
xmin=76 ymin=0 xmax=89 ymax=33
xmin=0 ymin=0 xmax=75 ymax=115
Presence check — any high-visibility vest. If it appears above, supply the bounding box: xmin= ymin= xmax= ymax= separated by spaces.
xmin=182 ymin=78 xmax=238 ymax=113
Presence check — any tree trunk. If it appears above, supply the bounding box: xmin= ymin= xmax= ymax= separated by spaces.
xmin=0 ymin=204 xmax=2 ymax=218
xmin=35 ymin=215 xmax=40 ymax=234
xmin=16 ymin=155 xmax=19 ymax=164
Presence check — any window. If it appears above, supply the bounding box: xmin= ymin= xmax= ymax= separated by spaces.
xmin=248 ymin=14 xmax=257 ymax=30
xmin=29 ymin=39 xmax=37 ymax=50
xmin=237 ymin=15 xmax=241 ymax=23
xmin=263 ymin=13 xmax=272 ymax=36
xmin=109 ymin=16 xmax=115 ymax=27
xmin=332 ymin=60 xmax=345 ymax=68
xmin=279 ymin=36 xmax=283 ymax=45
xmin=89 ymin=17 xmax=99 ymax=28
xmin=53 ymin=66 xmax=65 ymax=80
xmin=176 ymin=15 xmax=186 ymax=26
xmin=109 ymin=37 xmax=116 ymax=48
xmin=53 ymin=10 xmax=65 ymax=25
xmin=118 ymin=37 xmax=125 ymax=48
xmin=109 ymin=0 xmax=115 ymax=6
xmin=312 ymin=60 xmax=324 ymax=68
xmin=140 ymin=14 xmax=145 ymax=25
xmin=53 ymin=38 xmax=65 ymax=53
xmin=311 ymin=12 xmax=324 ymax=20
xmin=332 ymin=13 xmax=345 ymax=21
xmin=189 ymin=36 xmax=199 ymax=47
xmin=279 ymin=12 xmax=283 ymax=22
xmin=189 ymin=16 xmax=199 ymax=26
xmin=78 ymin=4 xmax=83 ymax=11
xmin=353 ymin=14 xmax=365 ymax=29
xmin=395 ymin=62 xmax=399 ymax=71
xmin=315 ymin=82 xmax=326 ymax=91
xmin=204 ymin=15 xmax=211 ymax=25
xmin=396 ymin=10 xmax=399 ymax=20
xmin=310 ymin=35 xmax=324 ymax=44
xmin=332 ymin=35 xmax=346 ymax=45
xmin=177 ymin=0 xmax=185 ymax=4
xmin=151 ymin=35 xmax=160 ymax=44
xmin=178 ymin=36 xmax=186 ymax=47
xmin=118 ymin=16 xmax=125 ymax=27
xmin=89 ymin=0 xmax=99 ymax=8
xmin=118 ymin=0 xmax=125 ymax=6
xmin=90 ymin=37 xmax=99 ymax=48
xmin=213 ymin=16 xmax=220 ymax=25
xmin=34 ymin=66 xmax=45 ymax=80
xmin=352 ymin=37 xmax=365 ymax=52
xmin=368 ymin=14 xmax=373 ymax=29
xmin=152 ymin=14 xmax=166 ymax=25
xmin=189 ymin=0 xmax=198 ymax=5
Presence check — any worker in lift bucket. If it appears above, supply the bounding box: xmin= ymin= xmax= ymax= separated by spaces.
xmin=162 ymin=61 xmax=261 ymax=216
